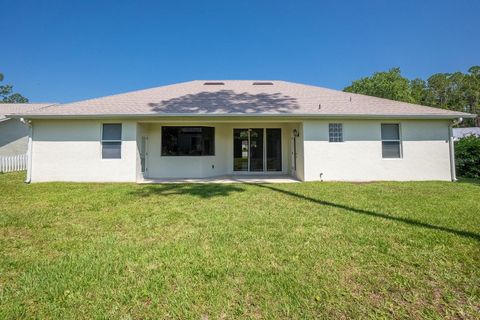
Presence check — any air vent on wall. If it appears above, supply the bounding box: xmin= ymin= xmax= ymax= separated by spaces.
xmin=252 ymin=82 xmax=274 ymax=85
xmin=203 ymin=82 xmax=225 ymax=85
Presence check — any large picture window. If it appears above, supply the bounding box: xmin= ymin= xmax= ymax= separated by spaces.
xmin=381 ymin=124 xmax=402 ymax=158
xmin=161 ymin=126 xmax=215 ymax=156
xmin=102 ymin=124 xmax=122 ymax=159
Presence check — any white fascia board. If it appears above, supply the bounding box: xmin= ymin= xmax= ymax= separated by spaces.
xmin=6 ymin=112 xmax=476 ymax=120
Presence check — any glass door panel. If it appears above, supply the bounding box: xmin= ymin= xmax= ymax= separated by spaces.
xmin=233 ymin=129 xmax=249 ymax=171
xmin=233 ymin=128 xmax=281 ymax=172
xmin=266 ymin=129 xmax=282 ymax=171
xmin=249 ymin=129 xmax=264 ymax=171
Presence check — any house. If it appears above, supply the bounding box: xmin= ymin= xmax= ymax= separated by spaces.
xmin=452 ymin=127 xmax=480 ymax=141
xmin=0 ymin=103 xmax=54 ymax=156
xmin=7 ymin=80 xmax=475 ymax=183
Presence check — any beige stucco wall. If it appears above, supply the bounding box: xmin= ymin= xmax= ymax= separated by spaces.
xmin=302 ymin=119 xmax=452 ymax=181
xmin=0 ymin=119 xmax=29 ymax=156
xmin=30 ymin=120 xmax=138 ymax=182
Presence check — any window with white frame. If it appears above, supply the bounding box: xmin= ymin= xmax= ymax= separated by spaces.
xmin=381 ymin=124 xmax=401 ymax=158
xmin=102 ymin=124 xmax=122 ymax=159
xmin=329 ymin=123 xmax=343 ymax=142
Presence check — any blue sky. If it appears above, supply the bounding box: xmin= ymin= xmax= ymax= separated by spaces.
xmin=1 ymin=0 xmax=479 ymax=103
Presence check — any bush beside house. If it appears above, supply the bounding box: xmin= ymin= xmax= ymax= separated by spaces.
xmin=455 ymin=135 xmax=480 ymax=179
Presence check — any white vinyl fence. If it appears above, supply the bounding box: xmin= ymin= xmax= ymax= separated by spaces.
xmin=0 ymin=154 xmax=28 ymax=173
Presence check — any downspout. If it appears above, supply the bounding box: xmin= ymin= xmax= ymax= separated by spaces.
xmin=448 ymin=118 xmax=463 ymax=182
xmin=21 ymin=118 xmax=33 ymax=183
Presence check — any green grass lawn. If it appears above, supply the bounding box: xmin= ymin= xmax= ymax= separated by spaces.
xmin=0 ymin=172 xmax=479 ymax=319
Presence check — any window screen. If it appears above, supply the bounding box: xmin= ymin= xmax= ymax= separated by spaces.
xmin=102 ymin=124 xmax=122 ymax=159
xmin=381 ymin=124 xmax=401 ymax=158
xmin=162 ymin=126 xmax=215 ymax=156
xmin=329 ymin=123 xmax=343 ymax=142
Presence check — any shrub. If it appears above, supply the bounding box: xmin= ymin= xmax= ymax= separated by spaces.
xmin=455 ymin=135 xmax=480 ymax=178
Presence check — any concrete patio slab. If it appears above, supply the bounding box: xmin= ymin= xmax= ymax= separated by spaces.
xmin=139 ymin=175 xmax=299 ymax=184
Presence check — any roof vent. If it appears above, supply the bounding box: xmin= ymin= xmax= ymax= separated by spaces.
xmin=252 ymin=82 xmax=274 ymax=85
xmin=203 ymin=82 xmax=225 ymax=85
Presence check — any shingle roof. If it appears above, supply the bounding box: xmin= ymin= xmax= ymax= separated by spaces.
xmin=0 ymin=103 xmax=56 ymax=122
xmin=6 ymin=81 xmax=475 ymax=119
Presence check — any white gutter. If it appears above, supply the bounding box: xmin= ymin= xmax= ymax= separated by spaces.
xmin=6 ymin=112 xmax=477 ymax=120
xmin=448 ymin=118 xmax=463 ymax=181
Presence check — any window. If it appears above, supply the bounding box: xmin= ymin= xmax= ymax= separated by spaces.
xmin=162 ymin=126 xmax=214 ymax=156
xmin=381 ymin=124 xmax=401 ymax=158
xmin=329 ymin=123 xmax=343 ymax=142
xmin=102 ymin=124 xmax=122 ymax=159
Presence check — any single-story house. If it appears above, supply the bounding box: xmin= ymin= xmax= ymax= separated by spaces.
xmin=7 ymin=80 xmax=475 ymax=183
xmin=452 ymin=127 xmax=480 ymax=141
xmin=0 ymin=103 xmax=55 ymax=156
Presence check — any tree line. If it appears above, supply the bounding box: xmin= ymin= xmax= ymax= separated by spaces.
xmin=0 ymin=72 xmax=29 ymax=103
xmin=344 ymin=66 xmax=480 ymax=126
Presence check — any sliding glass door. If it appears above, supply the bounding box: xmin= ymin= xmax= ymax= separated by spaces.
xmin=233 ymin=128 xmax=281 ymax=172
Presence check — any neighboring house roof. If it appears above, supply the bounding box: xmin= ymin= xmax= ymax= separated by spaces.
xmin=6 ymin=81 xmax=475 ymax=119
xmin=453 ymin=127 xmax=480 ymax=140
xmin=1 ymin=103 xmax=56 ymax=122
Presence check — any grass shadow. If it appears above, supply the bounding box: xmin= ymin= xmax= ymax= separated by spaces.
xmin=130 ymin=183 xmax=245 ymax=199
xmin=254 ymin=183 xmax=480 ymax=242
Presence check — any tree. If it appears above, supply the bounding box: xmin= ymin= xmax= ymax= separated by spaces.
xmin=410 ymin=78 xmax=427 ymax=105
xmin=455 ymin=135 xmax=480 ymax=178
xmin=463 ymin=66 xmax=480 ymax=126
xmin=344 ymin=68 xmax=419 ymax=104
xmin=423 ymin=68 xmax=480 ymax=126
xmin=344 ymin=66 xmax=480 ymax=127
xmin=0 ymin=73 xmax=29 ymax=103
